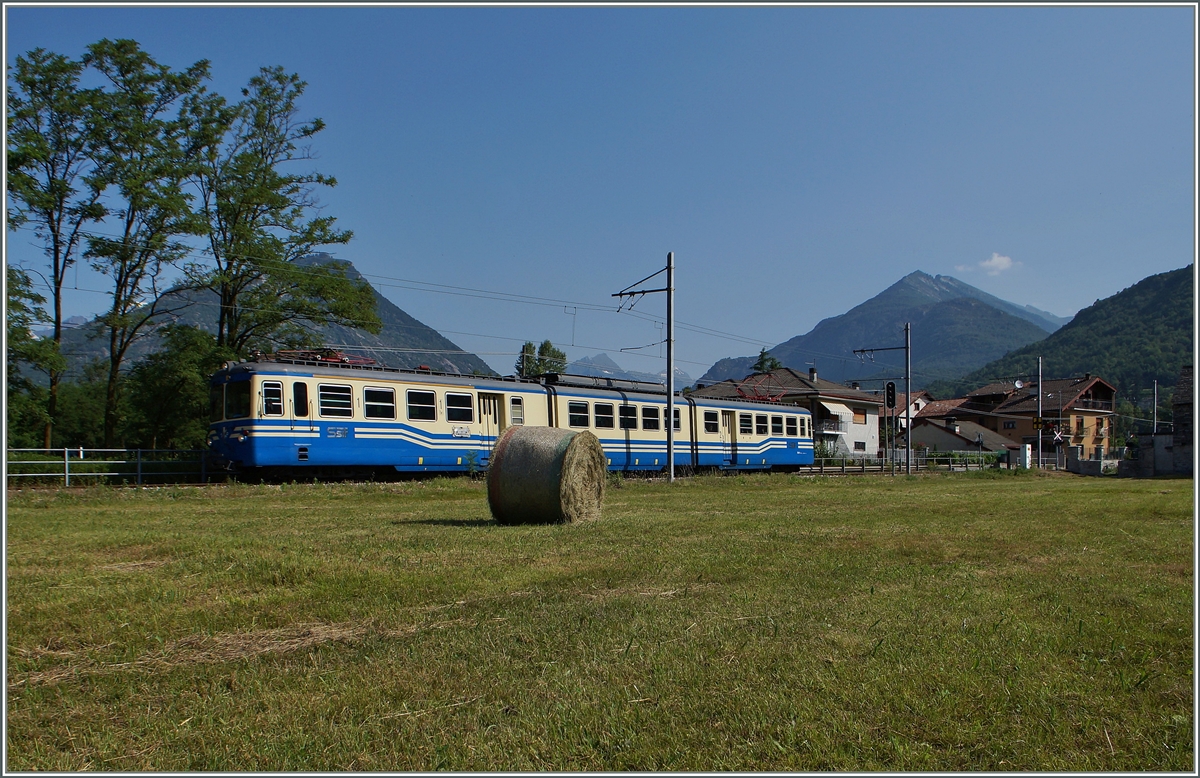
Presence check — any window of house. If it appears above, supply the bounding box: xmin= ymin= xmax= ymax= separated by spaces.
xmin=293 ymin=382 xmax=309 ymax=418
xmin=642 ymin=406 xmax=660 ymax=431
xmin=739 ymin=414 xmax=753 ymax=435
xmin=225 ymin=381 xmax=251 ymax=420
xmin=407 ymin=390 xmax=436 ymax=421
xmin=568 ymin=401 xmax=590 ymax=428
xmin=704 ymin=411 xmax=719 ymax=434
xmin=853 ymin=408 xmax=867 ymax=425
xmin=786 ymin=417 xmax=798 ymax=437
xmin=619 ymin=405 xmax=638 ymax=430
xmin=1003 ymin=420 xmax=1016 ymax=429
xmin=854 ymin=441 xmax=866 ymax=451
xmin=756 ymin=414 xmax=768 ymax=435
xmin=1075 ymin=416 xmax=1084 ymax=432
xmin=771 ymin=415 xmax=784 ymax=435
xmin=318 ymin=384 xmax=353 ymax=418
xmin=595 ymin=403 xmax=614 ymax=429
xmin=446 ymin=392 xmax=474 ymax=423
xmin=364 ymin=387 xmax=396 ymax=419
xmin=510 ymin=396 xmax=524 ymax=425
xmin=262 ymin=381 xmax=284 ymax=416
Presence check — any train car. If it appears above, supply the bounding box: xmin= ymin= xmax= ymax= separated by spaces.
xmin=206 ymin=353 xmax=814 ymax=476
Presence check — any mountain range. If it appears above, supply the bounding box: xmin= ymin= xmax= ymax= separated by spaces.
xmin=925 ymin=265 xmax=1194 ymax=399
xmin=54 ymin=254 xmax=496 ymax=379
xmin=565 ymin=352 xmax=693 ymax=388
xmin=698 ymin=271 xmax=1070 ymax=388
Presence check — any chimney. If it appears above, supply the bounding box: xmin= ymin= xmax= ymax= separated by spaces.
xmin=809 ymin=367 xmax=817 ymax=381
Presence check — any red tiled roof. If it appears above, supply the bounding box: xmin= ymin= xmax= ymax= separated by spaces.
xmin=915 ymin=398 xmax=969 ymax=418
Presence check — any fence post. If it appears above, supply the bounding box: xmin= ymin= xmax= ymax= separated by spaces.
xmin=63 ymin=448 xmax=70 ymax=488
xmin=137 ymin=449 xmax=143 ymax=486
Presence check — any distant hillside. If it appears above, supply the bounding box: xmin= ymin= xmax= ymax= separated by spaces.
xmin=698 ymin=271 xmax=1063 ymax=388
xmin=566 ymin=353 xmax=692 ymax=387
xmin=55 ymin=254 xmax=496 ymax=378
xmin=927 ymin=265 xmax=1194 ymax=399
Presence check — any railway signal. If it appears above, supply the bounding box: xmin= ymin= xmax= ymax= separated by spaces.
xmin=885 ymin=381 xmax=897 ymax=409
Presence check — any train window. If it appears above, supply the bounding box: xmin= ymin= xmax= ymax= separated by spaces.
xmin=319 ymin=384 xmax=353 ymax=418
xmin=262 ymin=382 xmax=284 ymax=416
xmin=407 ymin=390 xmax=437 ymax=421
xmin=642 ymin=406 xmax=660 ymax=431
xmin=293 ymin=382 xmax=309 ymax=417
xmin=771 ymin=415 xmax=784 ymax=435
xmin=209 ymin=385 xmax=224 ymax=422
xmin=704 ymin=411 xmax=719 ymax=434
xmin=619 ymin=405 xmax=638 ymax=430
xmin=364 ymin=387 xmax=396 ymax=419
xmin=595 ymin=403 xmax=615 ymax=429
xmin=786 ymin=417 xmax=798 ymax=437
xmin=510 ymin=397 xmax=524 ymax=425
xmin=446 ymin=392 xmax=474 ymax=423
xmin=756 ymin=415 xmax=768 ymax=435
xmin=225 ymin=381 xmax=251 ymax=420
xmin=739 ymin=413 xmax=753 ymax=435
xmin=673 ymin=408 xmax=681 ymax=432
xmin=568 ymin=401 xmax=590 ymax=428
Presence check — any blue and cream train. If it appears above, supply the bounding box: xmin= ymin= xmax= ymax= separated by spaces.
xmin=206 ymin=355 xmax=815 ymax=476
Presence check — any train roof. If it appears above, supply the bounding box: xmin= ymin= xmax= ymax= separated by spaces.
xmin=212 ymin=358 xmax=810 ymax=412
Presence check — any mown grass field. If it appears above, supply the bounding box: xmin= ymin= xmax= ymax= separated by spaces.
xmin=5 ymin=470 xmax=1194 ymax=771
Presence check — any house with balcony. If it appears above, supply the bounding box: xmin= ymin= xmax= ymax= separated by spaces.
xmin=690 ymin=367 xmax=883 ymax=457
xmin=915 ymin=374 xmax=1117 ymax=460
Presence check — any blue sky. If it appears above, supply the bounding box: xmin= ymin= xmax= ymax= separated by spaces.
xmin=5 ymin=4 xmax=1195 ymax=378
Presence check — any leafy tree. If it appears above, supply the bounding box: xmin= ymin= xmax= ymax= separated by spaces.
xmin=752 ymin=348 xmax=782 ymax=373
xmin=6 ymin=267 xmax=63 ymax=447
xmin=82 ymin=39 xmax=212 ymax=446
xmin=184 ymin=65 xmax=379 ymax=355
xmin=51 ymin=362 xmax=111 ymax=448
xmin=515 ymin=340 xmax=567 ymax=377
xmin=124 ymin=325 xmax=234 ymax=449
xmin=6 ymin=48 xmax=105 ymax=446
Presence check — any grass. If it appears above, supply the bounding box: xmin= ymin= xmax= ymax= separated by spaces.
xmin=5 ymin=470 xmax=1194 ymax=770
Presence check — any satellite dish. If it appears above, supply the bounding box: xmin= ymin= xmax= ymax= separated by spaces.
xmin=1013 ymin=380 xmax=1024 ymax=389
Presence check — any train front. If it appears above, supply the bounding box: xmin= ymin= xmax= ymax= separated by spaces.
xmin=206 ymin=361 xmax=255 ymax=471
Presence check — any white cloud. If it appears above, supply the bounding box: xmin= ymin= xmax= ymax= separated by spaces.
xmin=979 ymin=252 xmax=1017 ymax=276
xmin=954 ymin=264 xmax=971 ymax=273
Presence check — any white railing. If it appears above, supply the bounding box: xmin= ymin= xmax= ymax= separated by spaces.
xmin=6 ymin=449 xmax=209 ymax=487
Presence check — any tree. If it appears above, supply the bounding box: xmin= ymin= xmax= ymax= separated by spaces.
xmin=515 ymin=340 xmax=567 ymax=377
xmin=6 ymin=48 xmax=106 ymax=447
xmin=82 ymin=39 xmax=212 ymax=446
xmin=753 ymin=348 xmax=782 ymax=373
xmin=124 ymin=325 xmax=234 ymax=449
xmin=185 ymin=65 xmax=379 ymax=356
xmin=5 ymin=267 xmax=64 ymax=447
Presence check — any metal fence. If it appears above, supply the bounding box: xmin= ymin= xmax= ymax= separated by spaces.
xmin=798 ymin=451 xmax=1051 ymax=476
xmin=6 ymin=449 xmax=209 ymax=487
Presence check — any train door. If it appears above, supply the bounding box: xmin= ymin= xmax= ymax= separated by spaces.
xmin=290 ymin=380 xmax=315 ymax=432
xmin=721 ymin=410 xmax=737 ymax=466
xmin=478 ymin=393 xmax=506 ymax=458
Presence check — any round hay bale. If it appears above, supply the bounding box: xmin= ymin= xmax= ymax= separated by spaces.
xmin=487 ymin=426 xmax=606 ymax=525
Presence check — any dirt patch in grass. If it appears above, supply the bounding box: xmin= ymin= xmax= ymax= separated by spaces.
xmin=8 ymin=619 xmax=471 ymax=691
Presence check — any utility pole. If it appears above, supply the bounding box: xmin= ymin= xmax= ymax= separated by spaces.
xmin=852 ymin=321 xmax=912 ymax=474
xmin=1153 ymin=379 xmax=1158 ymax=435
xmin=905 ymin=322 xmax=912 ymax=475
xmin=613 ymin=253 xmax=676 ymax=482
xmin=1037 ymin=356 xmax=1043 ymax=469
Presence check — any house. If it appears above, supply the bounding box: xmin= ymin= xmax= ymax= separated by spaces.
xmin=690 ymin=367 xmax=883 ymax=457
xmin=901 ymin=417 xmax=1017 ymax=455
xmin=916 ymin=374 xmax=1117 ymax=460
xmin=882 ymin=389 xmax=936 ymax=432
